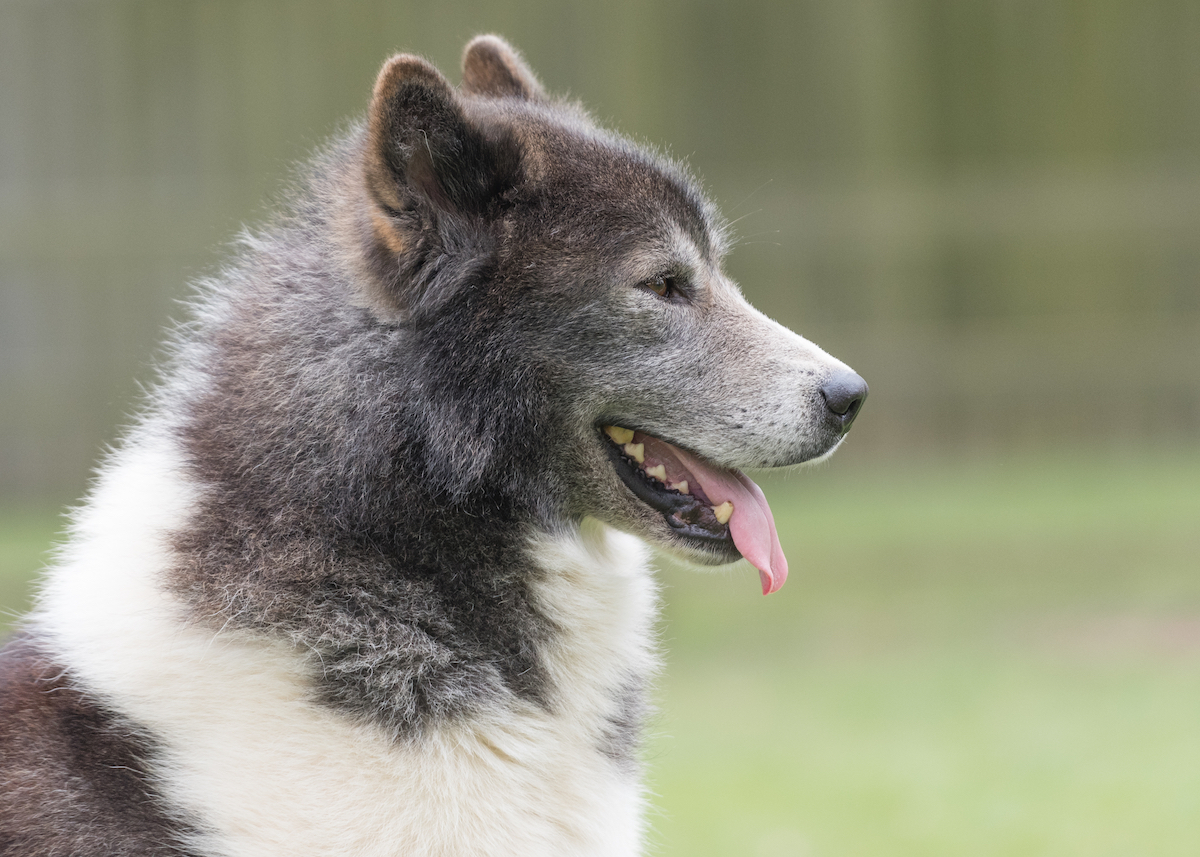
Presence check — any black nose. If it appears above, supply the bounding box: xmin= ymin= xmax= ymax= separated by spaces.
xmin=821 ymin=371 xmax=868 ymax=433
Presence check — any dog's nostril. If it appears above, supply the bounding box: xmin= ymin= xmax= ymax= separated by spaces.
xmin=820 ymin=371 xmax=868 ymax=432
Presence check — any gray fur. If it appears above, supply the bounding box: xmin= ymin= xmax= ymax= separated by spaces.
xmin=0 ymin=635 xmax=203 ymax=856
xmin=166 ymin=49 xmax=740 ymax=739
xmin=0 ymin=35 xmax=863 ymax=850
xmin=599 ymin=677 xmax=650 ymax=775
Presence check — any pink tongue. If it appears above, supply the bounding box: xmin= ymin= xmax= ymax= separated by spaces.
xmin=637 ymin=435 xmax=788 ymax=595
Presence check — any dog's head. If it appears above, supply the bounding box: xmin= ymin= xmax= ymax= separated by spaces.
xmin=349 ymin=36 xmax=866 ymax=593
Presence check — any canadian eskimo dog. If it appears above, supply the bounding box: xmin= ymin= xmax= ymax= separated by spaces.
xmin=0 ymin=35 xmax=866 ymax=856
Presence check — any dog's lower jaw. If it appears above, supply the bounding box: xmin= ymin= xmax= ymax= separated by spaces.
xmin=598 ymin=426 xmax=789 ymax=594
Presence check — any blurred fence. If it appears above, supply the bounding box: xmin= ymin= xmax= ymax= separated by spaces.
xmin=2 ymin=0 xmax=1199 ymax=499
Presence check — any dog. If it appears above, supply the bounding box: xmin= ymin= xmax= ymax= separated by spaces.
xmin=0 ymin=35 xmax=866 ymax=856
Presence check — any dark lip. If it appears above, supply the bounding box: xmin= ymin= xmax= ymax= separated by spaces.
xmin=600 ymin=427 xmax=741 ymax=562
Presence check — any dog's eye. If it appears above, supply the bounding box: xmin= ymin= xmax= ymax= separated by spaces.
xmin=642 ymin=274 xmax=677 ymax=299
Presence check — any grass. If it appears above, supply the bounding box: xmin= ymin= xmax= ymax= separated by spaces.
xmin=2 ymin=449 xmax=1198 ymax=854
xmin=648 ymin=449 xmax=1200 ymax=856
xmin=651 ymin=653 xmax=1200 ymax=856
xmin=0 ymin=507 xmax=62 ymax=629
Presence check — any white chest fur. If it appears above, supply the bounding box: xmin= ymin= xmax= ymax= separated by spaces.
xmin=36 ymin=433 xmax=660 ymax=857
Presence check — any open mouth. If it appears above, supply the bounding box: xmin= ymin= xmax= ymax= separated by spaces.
xmin=601 ymin=425 xmax=788 ymax=595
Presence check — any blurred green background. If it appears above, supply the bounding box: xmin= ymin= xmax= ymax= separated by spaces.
xmin=1 ymin=2 xmax=1198 ymax=854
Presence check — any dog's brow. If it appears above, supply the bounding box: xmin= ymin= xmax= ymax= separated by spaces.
xmin=666 ymin=222 xmax=705 ymax=271
xmin=620 ymin=226 xmax=704 ymax=284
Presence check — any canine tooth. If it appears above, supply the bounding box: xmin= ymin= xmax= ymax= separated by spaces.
xmin=644 ymin=464 xmax=666 ymax=482
xmin=605 ymin=426 xmax=634 ymax=445
xmin=623 ymin=442 xmax=645 ymax=464
xmin=669 ymin=480 xmax=689 ymax=494
xmin=713 ymin=501 xmax=734 ymax=524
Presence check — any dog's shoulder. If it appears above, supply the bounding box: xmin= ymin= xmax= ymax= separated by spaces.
xmin=0 ymin=633 xmax=200 ymax=856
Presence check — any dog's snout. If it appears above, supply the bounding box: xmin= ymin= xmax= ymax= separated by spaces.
xmin=820 ymin=371 xmax=868 ymax=433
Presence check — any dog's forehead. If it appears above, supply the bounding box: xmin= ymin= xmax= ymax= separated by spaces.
xmin=502 ymin=109 xmax=726 ymax=260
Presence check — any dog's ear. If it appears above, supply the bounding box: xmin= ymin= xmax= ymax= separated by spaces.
xmin=461 ymin=35 xmax=544 ymax=101
xmin=365 ymin=54 xmax=517 ymax=216
xmin=362 ymin=54 xmax=520 ymax=318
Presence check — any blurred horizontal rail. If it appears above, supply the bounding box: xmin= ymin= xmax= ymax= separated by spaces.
xmin=720 ymin=164 xmax=1200 ymax=243
xmin=6 ymin=164 xmax=1200 ymax=256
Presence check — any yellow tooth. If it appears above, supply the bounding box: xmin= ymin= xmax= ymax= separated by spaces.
xmin=623 ymin=442 xmax=645 ymax=464
xmin=645 ymin=464 xmax=666 ymax=482
xmin=713 ymin=501 xmax=734 ymax=524
xmin=669 ymin=480 xmax=689 ymax=495
xmin=604 ymin=425 xmax=634 ymax=445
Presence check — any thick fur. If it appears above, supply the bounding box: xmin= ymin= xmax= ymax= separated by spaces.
xmin=0 ymin=36 xmax=859 ymax=856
